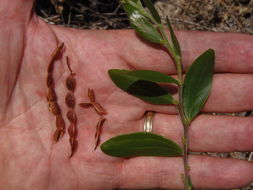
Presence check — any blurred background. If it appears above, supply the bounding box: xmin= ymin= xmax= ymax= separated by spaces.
xmin=35 ymin=0 xmax=253 ymax=189
xmin=35 ymin=0 xmax=253 ymax=33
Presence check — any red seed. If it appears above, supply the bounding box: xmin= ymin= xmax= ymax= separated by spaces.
xmin=66 ymin=75 xmax=76 ymax=92
xmin=66 ymin=110 xmax=77 ymax=124
xmin=65 ymin=93 xmax=75 ymax=108
xmin=69 ymin=138 xmax=78 ymax=158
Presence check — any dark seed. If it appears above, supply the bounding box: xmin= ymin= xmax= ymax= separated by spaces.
xmin=68 ymin=124 xmax=78 ymax=138
xmin=66 ymin=110 xmax=77 ymax=124
xmin=65 ymin=93 xmax=75 ymax=108
xmin=69 ymin=138 xmax=78 ymax=158
xmin=66 ymin=75 xmax=76 ymax=92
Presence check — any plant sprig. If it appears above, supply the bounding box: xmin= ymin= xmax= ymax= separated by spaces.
xmin=101 ymin=1 xmax=215 ymax=190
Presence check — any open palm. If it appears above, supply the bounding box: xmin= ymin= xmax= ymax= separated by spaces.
xmin=0 ymin=1 xmax=252 ymax=189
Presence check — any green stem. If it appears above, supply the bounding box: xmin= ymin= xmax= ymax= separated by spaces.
xmin=159 ymin=26 xmax=192 ymax=190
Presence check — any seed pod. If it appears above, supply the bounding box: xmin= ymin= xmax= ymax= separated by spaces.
xmin=68 ymin=123 xmax=77 ymax=138
xmin=47 ymin=88 xmax=56 ymax=102
xmin=56 ymin=115 xmax=65 ymax=130
xmin=53 ymin=128 xmax=65 ymax=142
xmin=94 ymin=117 xmax=106 ymax=150
xmin=52 ymin=42 xmax=64 ymax=60
xmin=92 ymin=102 xmax=107 ymax=115
xmin=48 ymin=101 xmax=61 ymax=115
xmin=53 ymin=128 xmax=61 ymax=142
xmin=66 ymin=75 xmax=76 ymax=92
xmin=65 ymin=93 xmax=75 ymax=108
xmin=69 ymin=138 xmax=78 ymax=158
xmin=79 ymin=102 xmax=92 ymax=108
xmin=88 ymin=88 xmax=95 ymax=102
xmin=48 ymin=43 xmax=64 ymax=73
xmin=66 ymin=110 xmax=77 ymax=124
xmin=46 ymin=74 xmax=54 ymax=88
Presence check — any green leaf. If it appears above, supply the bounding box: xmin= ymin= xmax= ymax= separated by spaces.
xmin=101 ymin=132 xmax=182 ymax=157
xmin=108 ymin=69 xmax=178 ymax=105
xmin=121 ymin=1 xmax=163 ymax=44
xmin=183 ymin=49 xmax=215 ymax=122
xmin=143 ymin=0 xmax=161 ymax=23
xmin=110 ymin=69 xmax=179 ymax=85
xmin=166 ymin=17 xmax=181 ymax=57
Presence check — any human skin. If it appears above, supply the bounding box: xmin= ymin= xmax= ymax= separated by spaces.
xmin=0 ymin=0 xmax=252 ymax=189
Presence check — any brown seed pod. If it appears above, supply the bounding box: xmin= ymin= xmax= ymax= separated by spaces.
xmin=94 ymin=117 xmax=106 ymax=150
xmin=47 ymin=43 xmax=64 ymax=73
xmin=56 ymin=114 xmax=65 ymax=130
xmin=68 ymin=123 xmax=77 ymax=138
xmin=88 ymin=88 xmax=95 ymax=102
xmin=92 ymin=102 xmax=107 ymax=115
xmin=53 ymin=128 xmax=64 ymax=142
xmin=46 ymin=74 xmax=54 ymax=88
xmin=53 ymin=128 xmax=61 ymax=142
xmin=79 ymin=102 xmax=92 ymax=108
xmin=48 ymin=101 xmax=61 ymax=115
xmin=65 ymin=93 xmax=76 ymax=108
xmin=69 ymin=138 xmax=78 ymax=158
xmin=66 ymin=110 xmax=77 ymax=124
xmin=47 ymin=87 xmax=56 ymax=102
xmin=66 ymin=75 xmax=76 ymax=92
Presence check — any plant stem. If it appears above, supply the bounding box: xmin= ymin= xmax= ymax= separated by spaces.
xmin=178 ymin=85 xmax=191 ymax=190
xmin=159 ymin=26 xmax=192 ymax=190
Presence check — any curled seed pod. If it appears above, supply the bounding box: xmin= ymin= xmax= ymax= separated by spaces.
xmin=66 ymin=75 xmax=76 ymax=92
xmin=56 ymin=115 xmax=65 ymax=131
xmin=48 ymin=101 xmax=61 ymax=115
xmin=92 ymin=102 xmax=107 ymax=115
xmin=65 ymin=93 xmax=75 ymax=108
xmin=94 ymin=117 xmax=106 ymax=150
xmin=46 ymin=74 xmax=54 ymax=88
xmin=47 ymin=87 xmax=56 ymax=102
xmin=66 ymin=110 xmax=77 ymax=124
xmin=88 ymin=88 xmax=95 ymax=102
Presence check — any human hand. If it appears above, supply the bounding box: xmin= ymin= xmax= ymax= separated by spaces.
xmin=0 ymin=0 xmax=252 ymax=189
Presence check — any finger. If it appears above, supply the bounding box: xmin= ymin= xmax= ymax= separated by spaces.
xmin=119 ymin=30 xmax=253 ymax=74
xmin=118 ymin=155 xmax=253 ymax=189
xmin=203 ymin=73 xmax=253 ymax=112
xmin=103 ymin=114 xmax=253 ymax=153
xmin=152 ymin=114 xmax=253 ymax=152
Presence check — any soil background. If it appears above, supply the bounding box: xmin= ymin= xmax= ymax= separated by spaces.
xmin=35 ymin=0 xmax=253 ymax=189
